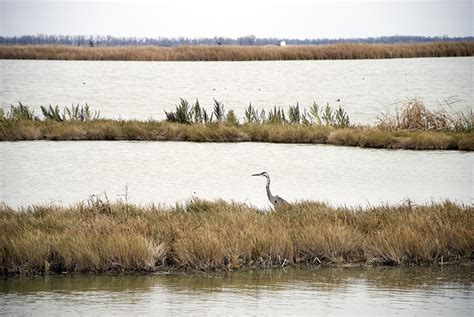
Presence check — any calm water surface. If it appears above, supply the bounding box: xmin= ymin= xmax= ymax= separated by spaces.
xmin=0 ymin=141 xmax=471 ymax=208
xmin=1 ymin=266 xmax=472 ymax=316
xmin=1 ymin=58 xmax=472 ymax=123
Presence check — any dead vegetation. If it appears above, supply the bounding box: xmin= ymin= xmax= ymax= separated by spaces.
xmin=377 ymin=98 xmax=473 ymax=132
xmin=0 ymin=42 xmax=473 ymax=61
xmin=0 ymin=199 xmax=472 ymax=275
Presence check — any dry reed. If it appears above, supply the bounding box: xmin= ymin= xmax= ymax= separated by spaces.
xmin=377 ymin=98 xmax=473 ymax=132
xmin=0 ymin=199 xmax=472 ymax=275
xmin=1 ymin=42 xmax=473 ymax=61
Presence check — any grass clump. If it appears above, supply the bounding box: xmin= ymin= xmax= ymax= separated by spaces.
xmin=176 ymin=99 xmax=350 ymax=127
xmin=245 ymin=103 xmax=257 ymax=123
xmin=377 ymin=98 xmax=473 ymax=132
xmin=308 ymin=102 xmax=351 ymax=127
xmin=5 ymin=102 xmax=100 ymax=122
xmin=164 ymin=98 xmax=194 ymax=124
xmin=0 ymin=199 xmax=472 ymax=275
xmin=41 ymin=103 xmax=99 ymax=122
xmin=6 ymin=102 xmax=39 ymax=121
xmin=164 ymin=98 xmax=223 ymax=124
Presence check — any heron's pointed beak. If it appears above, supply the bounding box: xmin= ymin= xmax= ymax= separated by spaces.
xmin=251 ymin=173 xmax=261 ymax=177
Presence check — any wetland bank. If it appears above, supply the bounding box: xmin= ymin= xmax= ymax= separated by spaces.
xmin=1 ymin=200 xmax=472 ymax=275
xmin=1 ymin=98 xmax=473 ymax=150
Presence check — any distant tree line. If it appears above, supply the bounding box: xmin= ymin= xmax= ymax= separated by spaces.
xmin=0 ymin=34 xmax=472 ymax=47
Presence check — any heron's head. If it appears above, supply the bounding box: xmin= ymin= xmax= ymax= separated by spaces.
xmin=251 ymin=171 xmax=269 ymax=179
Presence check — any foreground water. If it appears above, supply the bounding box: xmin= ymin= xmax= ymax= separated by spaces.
xmin=1 ymin=266 xmax=472 ymax=316
xmin=0 ymin=141 xmax=471 ymax=208
xmin=1 ymin=57 xmax=472 ymax=123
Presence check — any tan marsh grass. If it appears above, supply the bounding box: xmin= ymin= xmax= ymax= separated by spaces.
xmin=1 ymin=42 xmax=473 ymax=61
xmin=1 ymin=119 xmax=471 ymax=150
xmin=0 ymin=199 xmax=472 ymax=275
xmin=377 ymin=98 xmax=474 ymax=132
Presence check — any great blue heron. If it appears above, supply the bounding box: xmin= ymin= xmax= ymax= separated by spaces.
xmin=252 ymin=172 xmax=288 ymax=206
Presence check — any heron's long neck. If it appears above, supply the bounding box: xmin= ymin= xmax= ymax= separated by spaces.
xmin=265 ymin=177 xmax=273 ymax=200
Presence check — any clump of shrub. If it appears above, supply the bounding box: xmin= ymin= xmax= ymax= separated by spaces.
xmin=6 ymin=102 xmax=38 ymax=121
xmin=243 ymin=101 xmax=350 ymax=127
xmin=212 ymin=99 xmax=226 ymax=122
xmin=266 ymin=106 xmax=287 ymax=124
xmin=165 ymin=98 xmax=226 ymax=124
xmin=244 ymin=103 xmax=260 ymax=123
xmin=5 ymin=102 xmax=100 ymax=122
xmin=225 ymin=109 xmax=239 ymax=126
xmin=41 ymin=103 xmax=100 ymax=121
xmin=172 ymin=98 xmax=351 ymax=127
xmin=164 ymin=98 xmax=193 ymax=124
xmin=307 ymin=102 xmax=350 ymax=127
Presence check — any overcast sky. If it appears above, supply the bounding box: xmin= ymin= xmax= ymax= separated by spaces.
xmin=0 ymin=0 xmax=472 ymax=39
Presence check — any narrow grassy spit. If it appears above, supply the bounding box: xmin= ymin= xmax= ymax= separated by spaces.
xmin=1 ymin=99 xmax=472 ymax=150
xmin=0 ymin=42 xmax=473 ymax=61
xmin=0 ymin=199 xmax=472 ymax=275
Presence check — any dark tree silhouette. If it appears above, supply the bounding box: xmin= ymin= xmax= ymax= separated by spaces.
xmin=0 ymin=34 xmax=472 ymax=46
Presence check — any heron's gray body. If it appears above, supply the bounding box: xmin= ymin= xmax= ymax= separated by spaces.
xmin=252 ymin=172 xmax=288 ymax=206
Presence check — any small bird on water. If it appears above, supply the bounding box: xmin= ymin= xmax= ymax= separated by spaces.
xmin=252 ymin=172 xmax=288 ymax=206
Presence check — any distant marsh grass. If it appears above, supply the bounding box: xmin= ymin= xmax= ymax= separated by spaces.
xmin=1 ymin=199 xmax=472 ymax=275
xmin=1 ymin=42 xmax=473 ymax=61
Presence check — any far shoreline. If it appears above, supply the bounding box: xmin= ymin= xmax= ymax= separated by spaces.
xmin=0 ymin=42 xmax=473 ymax=61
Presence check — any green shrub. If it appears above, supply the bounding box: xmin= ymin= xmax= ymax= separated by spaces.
xmin=7 ymin=102 xmax=38 ymax=121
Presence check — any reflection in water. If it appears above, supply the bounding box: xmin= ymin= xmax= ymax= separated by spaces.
xmin=1 ymin=266 xmax=472 ymax=316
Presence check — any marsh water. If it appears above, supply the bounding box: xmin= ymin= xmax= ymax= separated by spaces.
xmin=1 ymin=57 xmax=472 ymax=123
xmin=0 ymin=141 xmax=471 ymax=208
xmin=1 ymin=266 xmax=472 ymax=316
